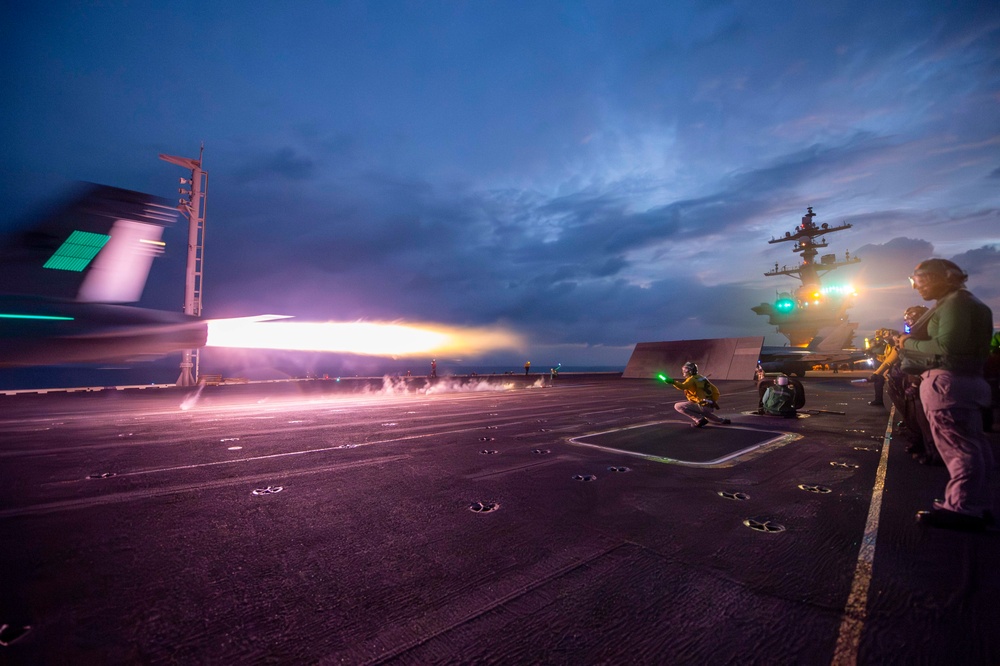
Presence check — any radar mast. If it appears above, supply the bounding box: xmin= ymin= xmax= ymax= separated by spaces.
xmin=751 ymin=207 xmax=860 ymax=347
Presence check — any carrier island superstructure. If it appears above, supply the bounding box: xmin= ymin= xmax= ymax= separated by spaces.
xmin=751 ymin=207 xmax=860 ymax=348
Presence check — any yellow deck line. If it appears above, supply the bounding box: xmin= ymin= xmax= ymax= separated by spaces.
xmin=831 ymin=405 xmax=895 ymax=665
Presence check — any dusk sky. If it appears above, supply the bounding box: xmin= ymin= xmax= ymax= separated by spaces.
xmin=2 ymin=1 xmax=999 ymax=375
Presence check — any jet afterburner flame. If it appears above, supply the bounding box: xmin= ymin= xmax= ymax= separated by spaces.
xmin=205 ymin=318 xmax=522 ymax=357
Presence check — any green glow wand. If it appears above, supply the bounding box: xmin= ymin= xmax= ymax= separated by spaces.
xmin=657 ymin=373 xmax=672 ymax=383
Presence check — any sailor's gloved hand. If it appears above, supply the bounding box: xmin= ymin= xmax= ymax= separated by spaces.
xmin=868 ymin=374 xmax=878 ymax=382
xmin=705 ymin=400 xmax=719 ymax=409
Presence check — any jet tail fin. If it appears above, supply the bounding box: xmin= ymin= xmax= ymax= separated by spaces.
xmin=809 ymin=322 xmax=858 ymax=352
xmin=0 ymin=184 xmax=178 ymax=303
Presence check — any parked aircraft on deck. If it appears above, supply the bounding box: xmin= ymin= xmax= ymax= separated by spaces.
xmin=757 ymin=321 xmax=870 ymax=376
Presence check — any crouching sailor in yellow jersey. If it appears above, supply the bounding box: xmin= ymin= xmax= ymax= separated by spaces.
xmin=662 ymin=361 xmax=732 ymax=428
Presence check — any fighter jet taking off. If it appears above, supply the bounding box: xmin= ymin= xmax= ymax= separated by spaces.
xmin=0 ymin=184 xmax=208 ymax=368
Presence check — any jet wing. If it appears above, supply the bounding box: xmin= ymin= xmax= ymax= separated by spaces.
xmin=0 ymin=297 xmax=207 ymax=368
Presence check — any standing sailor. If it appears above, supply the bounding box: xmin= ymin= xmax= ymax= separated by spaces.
xmin=896 ymin=259 xmax=994 ymax=531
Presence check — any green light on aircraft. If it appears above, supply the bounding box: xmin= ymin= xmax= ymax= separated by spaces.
xmin=43 ymin=230 xmax=111 ymax=272
xmin=0 ymin=313 xmax=75 ymax=321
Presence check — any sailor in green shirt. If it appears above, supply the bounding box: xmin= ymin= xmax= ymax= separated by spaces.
xmin=895 ymin=258 xmax=994 ymax=531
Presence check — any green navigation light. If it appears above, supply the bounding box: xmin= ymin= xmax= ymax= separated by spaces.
xmin=775 ymin=297 xmax=796 ymax=312
xmin=0 ymin=313 xmax=75 ymax=321
xmin=43 ymin=230 xmax=110 ymax=272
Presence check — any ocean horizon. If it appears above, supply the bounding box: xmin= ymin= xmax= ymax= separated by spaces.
xmin=1 ymin=357 xmax=626 ymax=391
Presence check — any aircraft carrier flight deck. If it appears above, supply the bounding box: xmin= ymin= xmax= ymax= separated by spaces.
xmin=1 ymin=373 xmax=998 ymax=664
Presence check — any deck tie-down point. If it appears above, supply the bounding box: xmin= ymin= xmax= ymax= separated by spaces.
xmin=469 ymin=501 xmax=500 ymax=513
xmin=0 ymin=623 xmax=32 ymax=646
xmin=744 ymin=518 xmax=785 ymax=533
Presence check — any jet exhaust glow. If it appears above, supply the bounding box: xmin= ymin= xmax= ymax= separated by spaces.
xmin=205 ymin=317 xmax=523 ymax=357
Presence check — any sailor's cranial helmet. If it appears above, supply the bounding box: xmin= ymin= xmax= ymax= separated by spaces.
xmin=903 ymin=305 xmax=928 ymax=324
xmin=911 ymin=258 xmax=968 ymax=287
